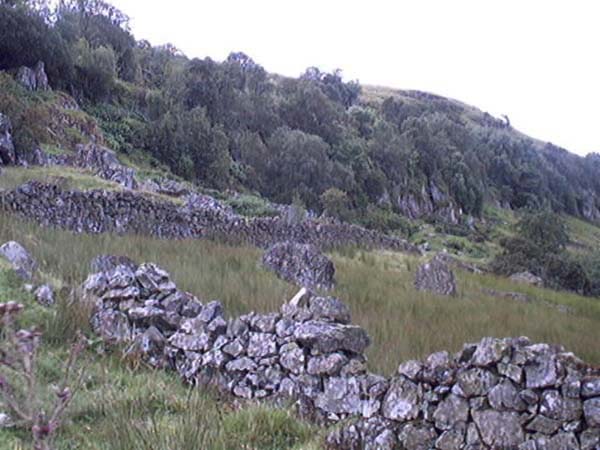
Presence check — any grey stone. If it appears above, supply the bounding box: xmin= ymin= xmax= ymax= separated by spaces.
xmin=90 ymin=309 xmax=131 ymax=343
xmin=581 ymin=428 xmax=600 ymax=450
xmin=583 ymin=397 xmax=600 ymax=427
xmin=525 ymin=355 xmax=558 ymax=389
xmin=226 ymin=357 xmax=257 ymax=372
xmin=472 ymin=410 xmax=524 ymax=448
xmin=582 ymin=377 xmax=600 ymax=398
xmin=247 ymin=332 xmax=277 ymax=359
xmin=279 ymin=342 xmax=305 ymax=375
xmin=307 ymin=353 xmax=347 ymax=376
xmin=168 ymin=332 xmax=210 ymax=352
xmin=34 ymin=284 xmax=55 ymax=306
xmin=471 ymin=337 xmax=509 ymax=366
xmin=381 ymin=377 xmax=421 ymax=421
xmin=456 ymin=368 xmax=498 ymax=397
xmin=126 ymin=326 xmax=166 ymax=367
xmin=398 ymin=422 xmax=437 ymax=450
xmin=251 ymin=313 xmax=280 ymax=333
xmin=0 ymin=241 xmax=37 ymax=280
xmin=198 ymin=300 xmax=223 ymax=323
xmin=222 ymin=339 xmax=245 ymax=357
xmin=488 ymin=380 xmax=526 ymax=411
xmin=525 ymin=414 xmax=562 ymax=434
xmin=308 ymin=296 xmax=351 ymax=324
xmin=540 ymin=390 xmax=582 ymax=422
xmin=293 ymin=320 xmax=370 ymax=354
xmin=433 ymin=394 xmax=469 ymax=430
xmin=74 ymin=142 xmax=138 ymax=189
xmin=315 ymin=376 xmax=362 ymax=415
xmin=398 ymin=360 xmax=423 ymax=380
xmin=436 ymin=429 xmax=465 ymax=450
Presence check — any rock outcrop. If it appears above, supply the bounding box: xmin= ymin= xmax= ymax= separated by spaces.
xmin=73 ymin=142 xmax=138 ymax=189
xmin=262 ymin=241 xmax=336 ymax=290
xmin=0 ymin=181 xmax=419 ymax=253
xmin=83 ymin=260 xmax=600 ymax=449
xmin=510 ymin=272 xmax=544 ymax=287
xmin=0 ymin=113 xmax=16 ymax=166
xmin=0 ymin=241 xmax=37 ymax=280
xmin=16 ymin=62 xmax=49 ymax=91
xmin=414 ymin=254 xmax=457 ymax=296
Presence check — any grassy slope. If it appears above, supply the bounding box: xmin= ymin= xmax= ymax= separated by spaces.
xmin=1 ymin=206 xmax=599 ymax=447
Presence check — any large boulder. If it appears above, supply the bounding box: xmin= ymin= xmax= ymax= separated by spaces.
xmin=510 ymin=271 xmax=543 ymax=287
xmin=74 ymin=142 xmax=138 ymax=189
xmin=262 ymin=241 xmax=336 ymax=290
xmin=0 ymin=241 xmax=37 ymax=280
xmin=0 ymin=113 xmax=16 ymax=166
xmin=414 ymin=254 xmax=457 ymax=296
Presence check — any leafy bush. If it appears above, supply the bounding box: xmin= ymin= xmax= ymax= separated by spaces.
xmin=226 ymin=194 xmax=278 ymax=217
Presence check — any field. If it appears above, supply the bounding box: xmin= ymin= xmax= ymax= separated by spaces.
xmin=0 ymin=212 xmax=599 ymax=449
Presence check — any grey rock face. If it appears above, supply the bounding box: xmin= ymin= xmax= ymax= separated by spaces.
xmin=262 ymin=241 xmax=336 ymax=289
xmin=414 ymin=254 xmax=457 ymax=296
xmin=0 ymin=241 xmax=37 ymax=280
xmin=74 ymin=142 xmax=138 ymax=189
xmin=16 ymin=62 xmax=49 ymax=91
xmin=308 ymin=296 xmax=351 ymax=324
xmin=0 ymin=113 xmax=16 ymax=165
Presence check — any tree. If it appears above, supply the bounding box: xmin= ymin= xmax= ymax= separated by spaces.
xmin=321 ymin=188 xmax=352 ymax=221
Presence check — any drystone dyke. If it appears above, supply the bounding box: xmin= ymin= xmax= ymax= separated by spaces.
xmin=82 ymin=260 xmax=600 ymax=450
xmin=0 ymin=181 xmax=419 ymax=253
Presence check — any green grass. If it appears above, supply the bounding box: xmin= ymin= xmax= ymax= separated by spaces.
xmin=0 ymin=166 xmax=123 ymax=192
xmin=1 ymin=210 xmax=599 ymax=447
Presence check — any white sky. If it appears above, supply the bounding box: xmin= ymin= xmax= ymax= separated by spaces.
xmin=114 ymin=0 xmax=599 ymax=156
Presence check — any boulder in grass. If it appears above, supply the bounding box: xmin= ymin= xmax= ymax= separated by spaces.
xmin=510 ymin=271 xmax=543 ymax=287
xmin=414 ymin=254 xmax=456 ymax=296
xmin=262 ymin=241 xmax=335 ymax=290
xmin=0 ymin=241 xmax=37 ymax=280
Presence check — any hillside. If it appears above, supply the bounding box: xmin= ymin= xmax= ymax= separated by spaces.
xmin=1 ymin=1 xmax=600 ymax=232
xmin=1 ymin=2 xmax=600 ymax=449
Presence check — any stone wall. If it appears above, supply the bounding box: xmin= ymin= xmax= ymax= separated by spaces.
xmin=0 ymin=181 xmax=418 ymax=253
xmin=82 ymin=260 xmax=600 ymax=450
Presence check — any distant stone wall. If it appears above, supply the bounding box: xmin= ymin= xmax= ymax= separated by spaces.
xmin=0 ymin=181 xmax=418 ymax=253
xmin=82 ymin=260 xmax=600 ymax=450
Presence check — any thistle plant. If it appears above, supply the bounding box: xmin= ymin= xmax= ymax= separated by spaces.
xmin=0 ymin=301 xmax=86 ymax=450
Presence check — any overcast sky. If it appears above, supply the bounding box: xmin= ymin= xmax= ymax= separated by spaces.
xmin=114 ymin=0 xmax=599 ymax=156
